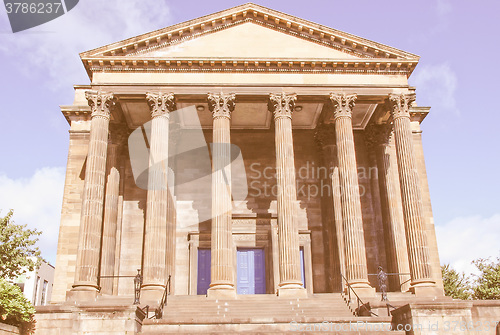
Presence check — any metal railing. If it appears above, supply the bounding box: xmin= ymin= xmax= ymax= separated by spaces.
xmin=97 ymin=269 xmax=143 ymax=305
xmin=340 ymin=272 xmax=377 ymax=317
xmin=386 ymin=303 xmax=397 ymax=316
xmin=153 ymin=275 xmax=171 ymax=319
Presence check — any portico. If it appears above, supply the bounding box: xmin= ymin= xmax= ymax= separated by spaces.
xmin=53 ymin=0 xmax=444 ymax=307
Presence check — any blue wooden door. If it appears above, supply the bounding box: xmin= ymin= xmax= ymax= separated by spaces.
xmin=197 ymin=248 xmax=211 ymax=295
xmin=300 ymin=247 xmax=306 ymax=288
xmin=237 ymin=248 xmax=266 ymax=294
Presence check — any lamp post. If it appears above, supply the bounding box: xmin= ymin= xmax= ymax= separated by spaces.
xmin=134 ymin=269 xmax=142 ymax=305
xmin=377 ymin=266 xmax=388 ymax=301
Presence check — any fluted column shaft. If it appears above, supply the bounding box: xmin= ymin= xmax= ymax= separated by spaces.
xmin=73 ymin=91 xmax=115 ymax=291
xmin=100 ymin=142 xmax=121 ymax=294
xmin=208 ymin=93 xmax=236 ymax=294
xmin=330 ymin=93 xmax=370 ymax=288
xmin=269 ymin=93 xmax=303 ymax=292
xmin=143 ymin=93 xmax=176 ymax=291
xmin=389 ymin=94 xmax=434 ymax=287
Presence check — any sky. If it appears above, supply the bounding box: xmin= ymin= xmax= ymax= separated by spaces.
xmin=0 ymin=0 xmax=499 ymax=277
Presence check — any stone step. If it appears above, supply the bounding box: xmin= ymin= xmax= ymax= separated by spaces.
xmin=140 ymin=294 xmax=403 ymax=334
xmin=141 ymin=320 xmax=405 ymax=334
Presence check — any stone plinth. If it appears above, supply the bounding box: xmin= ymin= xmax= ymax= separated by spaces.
xmin=391 ymin=301 xmax=475 ymax=335
xmin=34 ymin=300 xmax=145 ymax=335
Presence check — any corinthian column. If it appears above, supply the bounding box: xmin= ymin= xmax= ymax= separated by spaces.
xmin=142 ymin=93 xmax=176 ymax=300
xmin=72 ymin=91 xmax=115 ymax=297
xmin=388 ymin=94 xmax=435 ymax=293
xmin=329 ymin=93 xmax=372 ymax=293
xmin=269 ymin=93 xmax=306 ymax=297
xmin=207 ymin=93 xmax=236 ymax=298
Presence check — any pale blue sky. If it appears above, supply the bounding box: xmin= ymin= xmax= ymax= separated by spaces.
xmin=0 ymin=0 xmax=498 ymax=274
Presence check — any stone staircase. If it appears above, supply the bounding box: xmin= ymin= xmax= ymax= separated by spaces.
xmin=140 ymin=294 xmax=405 ymax=334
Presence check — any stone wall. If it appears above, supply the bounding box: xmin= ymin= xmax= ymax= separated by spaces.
xmin=392 ymin=300 xmax=500 ymax=335
xmin=471 ymin=300 xmax=500 ymax=334
xmin=0 ymin=323 xmax=19 ymax=335
xmin=34 ymin=303 xmax=144 ymax=335
xmin=51 ymin=123 xmax=90 ymax=302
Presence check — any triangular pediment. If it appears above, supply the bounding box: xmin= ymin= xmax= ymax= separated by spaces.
xmin=134 ymin=22 xmax=360 ymax=60
xmin=81 ymin=3 xmax=419 ymax=77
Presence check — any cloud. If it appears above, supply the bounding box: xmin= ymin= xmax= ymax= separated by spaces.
xmin=436 ymin=0 xmax=452 ymax=16
xmin=410 ymin=63 xmax=458 ymax=115
xmin=0 ymin=0 xmax=172 ymax=90
xmin=0 ymin=167 xmax=66 ymax=264
xmin=436 ymin=214 xmax=500 ymax=275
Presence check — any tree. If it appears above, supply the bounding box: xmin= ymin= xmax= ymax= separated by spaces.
xmin=0 ymin=279 xmax=35 ymax=334
xmin=0 ymin=210 xmax=42 ymax=280
xmin=441 ymin=264 xmax=472 ymax=300
xmin=472 ymin=257 xmax=500 ymax=300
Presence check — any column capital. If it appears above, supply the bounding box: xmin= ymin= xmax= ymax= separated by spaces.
xmin=330 ymin=93 xmax=357 ymax=120
xmin=208 ymin=92 xmax=235 ymax=119
xmin=268 ymin=93 xmax=297 ymax=120
xmin=146 ymin=92 xmax=176 ymax=119
xmin=388 ymin=93 xmax=416 ymax=120
xmin=85 ymin=91 xmax=116 ymax=120
xmin=364 ymin=123 xmax=393 ymax=149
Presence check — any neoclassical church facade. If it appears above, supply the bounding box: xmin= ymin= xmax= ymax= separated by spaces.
xmin=35 ymin=3 xmax=500 ymax=335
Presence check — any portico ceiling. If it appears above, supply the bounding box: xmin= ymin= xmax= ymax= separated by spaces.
xmin=119 ymin=99 xmax=376 ymax=130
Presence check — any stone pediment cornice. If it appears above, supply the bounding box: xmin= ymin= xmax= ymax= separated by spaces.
xmin=82 ymin=56 xmax=417 ymax=77
xmin=80 ymin=3 xmax=419 ymax=79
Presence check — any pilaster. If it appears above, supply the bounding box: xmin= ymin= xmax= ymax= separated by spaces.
xmin=100 ymin=126 xmax=128 ymax=295
xmin=315 ymin=124 xmax=345 ymax=292
xmin=365 ymin=123 xmax=411 ymax=292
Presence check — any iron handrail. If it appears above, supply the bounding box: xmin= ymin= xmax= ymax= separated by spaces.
xmin=340 ymin=272 xmax=377 ymax=317
xmin=367 ymin=272 xmax=411 ymax=276
xmin=386 ymin=303 xmax=397 ymax=316
xmin=153 ymin=275 xmax=171 ymax=319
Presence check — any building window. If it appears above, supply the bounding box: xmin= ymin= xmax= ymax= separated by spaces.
xmin=41 ymin=280 xmax=48 ymax=306
xmin=34 ymin=276 xmax=40 ymax=305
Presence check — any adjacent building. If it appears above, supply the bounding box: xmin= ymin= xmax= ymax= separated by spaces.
xmin=14 ymin=259 xmax=54 ymax=306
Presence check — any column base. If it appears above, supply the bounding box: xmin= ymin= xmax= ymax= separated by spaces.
xmin=67 ymin=285 xmax=99 ymax=302
xmin=207 ymin=285 xmax=236 ymax=299
xmin=410 ymin=280 xmax=442 ymax=297
xmin=141 ymin=285 xmax=165 ymax=304
xmin=277 ymin=282 xmax=308 ymax=298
